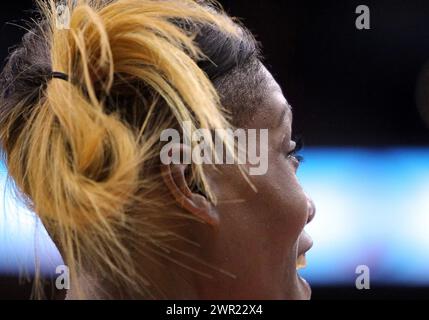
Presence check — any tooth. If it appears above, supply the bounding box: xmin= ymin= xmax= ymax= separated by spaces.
xmin=296 ymin=254 xmax=307 ymax=270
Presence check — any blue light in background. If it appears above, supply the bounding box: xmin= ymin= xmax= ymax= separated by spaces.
xmin=298 ymin=148 xmax=429 ymax=285
xmin=0 ymin=161 xmax=62 ymax=276
xmin=1 ymin=148 xmax=429 ymax=286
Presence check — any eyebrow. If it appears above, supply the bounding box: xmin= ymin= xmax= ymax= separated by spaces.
xmin=277 ymin=104 xmax=292 ymax=128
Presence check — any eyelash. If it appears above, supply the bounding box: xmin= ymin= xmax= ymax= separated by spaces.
xmin=286 ymin=136 xmax=304 ymax=163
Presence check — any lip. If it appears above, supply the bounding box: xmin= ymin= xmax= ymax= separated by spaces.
xmin=296 ymin=233 xmax=313 ymax=299
xmin=297 ymin=232 xmax=313 ymax=257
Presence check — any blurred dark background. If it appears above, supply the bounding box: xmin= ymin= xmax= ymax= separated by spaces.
xmin=220 ymin=0 xmax=429 ymax=147
xmin=1 ymin=0 xmax=429 ymax=299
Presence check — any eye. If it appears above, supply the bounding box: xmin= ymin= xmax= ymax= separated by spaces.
xmin=286 ymin=135 xmax=304 ymax=163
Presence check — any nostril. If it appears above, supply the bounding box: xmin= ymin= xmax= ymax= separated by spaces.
xmin=307 ymin=198 xmax=316 ymax=224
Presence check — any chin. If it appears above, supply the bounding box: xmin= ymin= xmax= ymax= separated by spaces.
xmin=282 ymin=272 xmax=312 ymax=300
xmin=295 ymin=272 xmax=312 ymax=300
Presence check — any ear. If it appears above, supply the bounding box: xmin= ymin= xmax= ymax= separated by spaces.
xmin=160 ymin=144 xmax=219 ymax=227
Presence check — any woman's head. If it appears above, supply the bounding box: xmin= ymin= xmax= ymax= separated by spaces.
xmin=0 ymin=0 xmax=314 ymax=299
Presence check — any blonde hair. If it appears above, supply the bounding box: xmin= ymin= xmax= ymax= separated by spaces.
xmin=0 ymin=0 xmax=243 ymax=298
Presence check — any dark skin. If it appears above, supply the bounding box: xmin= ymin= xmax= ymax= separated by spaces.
xmin=160 ymin=66 xmax=316 ymax=300
xmin=66 ymin=66 xmax=315 ymax=300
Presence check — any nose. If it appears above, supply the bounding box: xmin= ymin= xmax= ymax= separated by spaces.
xmin=306 ymin=196 xmax=316 ymax=224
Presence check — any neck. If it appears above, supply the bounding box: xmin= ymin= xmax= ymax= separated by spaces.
xmin=65 ymin=246 xmax=205 ymax=299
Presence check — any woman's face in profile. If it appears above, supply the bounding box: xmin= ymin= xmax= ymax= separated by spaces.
xmin=0 ymin=0 xmax=319 ymax=301
xmin=188 ymin=66 xmax=316 ymax=300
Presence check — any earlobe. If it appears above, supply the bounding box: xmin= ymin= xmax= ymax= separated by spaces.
xmin=160 ymin=144 xmax=219 ymax=227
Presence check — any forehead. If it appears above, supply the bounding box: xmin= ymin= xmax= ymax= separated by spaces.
xmin=246 ymin=66 xmax=291 ymax=129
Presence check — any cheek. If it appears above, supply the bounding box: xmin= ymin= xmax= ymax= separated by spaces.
xmin=205 ymin=147 xmax=309 ymax=246
xmin=258 ymin=152 xmax=309 ymax=243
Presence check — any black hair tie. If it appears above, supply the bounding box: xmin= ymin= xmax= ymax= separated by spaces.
xmin=50 ymin=71 xmax=69 ymax=81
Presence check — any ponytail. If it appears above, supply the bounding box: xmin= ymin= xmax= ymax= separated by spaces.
xmin=0 ymin=0 xmax=237 ymax=298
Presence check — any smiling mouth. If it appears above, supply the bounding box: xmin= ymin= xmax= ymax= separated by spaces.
xmin=296 ymin=254 xmax=307 ymax=271
xmin=296 ymin=233 xmax=313 ymax=271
